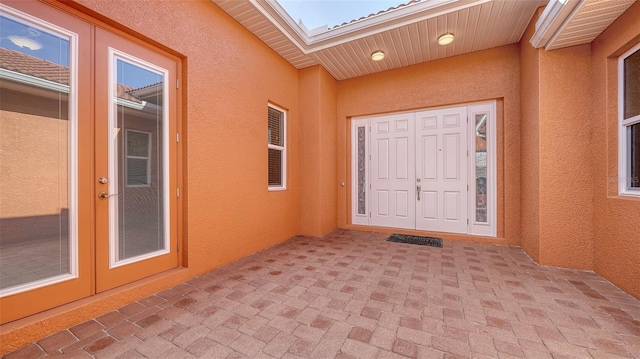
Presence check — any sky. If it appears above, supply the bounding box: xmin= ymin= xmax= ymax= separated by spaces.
xmin=278 ymin=0 xmax=403 ymax=29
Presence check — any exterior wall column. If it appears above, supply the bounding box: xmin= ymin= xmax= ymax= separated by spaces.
xmin=298 ymin=66 xmax=338 ymax=236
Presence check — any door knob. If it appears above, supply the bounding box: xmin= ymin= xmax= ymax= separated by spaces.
xmin=98 ymin=177 xmax=108 ymax=184
xmin=98 ymin=192 xmax=118 ymax=200
xmin=416 ymin=184 xmax=421 ymax=201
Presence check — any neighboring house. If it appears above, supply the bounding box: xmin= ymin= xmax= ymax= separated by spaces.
xmin=0 ymin=0 xmax=638 ymax=353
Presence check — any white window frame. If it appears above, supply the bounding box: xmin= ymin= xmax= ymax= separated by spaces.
xmin=618 ymin=42 xmax=640 ymax=197
xmin=108 ymin=49 xmax=170 ymax=268
xmin=268 ymin=104 xmax=287 ymax=190
xmin=125 ymin=129 xmax=152 ymax=187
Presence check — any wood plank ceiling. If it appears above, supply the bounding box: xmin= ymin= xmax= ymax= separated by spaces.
xmin=545 ymin=0 xmax=637 ymax=50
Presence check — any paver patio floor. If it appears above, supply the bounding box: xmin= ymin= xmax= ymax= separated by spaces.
xmin=5 ymin=229 xmax=640 ymax=358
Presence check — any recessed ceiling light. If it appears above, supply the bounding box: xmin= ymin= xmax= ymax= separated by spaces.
xmin=8 ymin=35 xmax=42 ymax=50
xmin=437 ymin=33 xmax=454 ymax=46
xmin=371 ymin=50 xmax=385 ymax=61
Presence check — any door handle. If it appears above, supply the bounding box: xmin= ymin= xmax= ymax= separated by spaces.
xmin=98 ymin=192 xmax=119 ymax=200
xmin=416 ymin=184 xmax=421 ymax=201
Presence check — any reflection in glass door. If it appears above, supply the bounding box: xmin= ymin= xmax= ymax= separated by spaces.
xmin=108 ymin=54 xmax=168 ymax=267
xmin=0 ymin=10 xmax=76 ymax=294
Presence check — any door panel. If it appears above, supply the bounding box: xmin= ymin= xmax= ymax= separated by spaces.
xmin=415 ymin=107 xmax=468 ymax=234
xmin=0 ymin=1 xmax=92 ymax=324
xmin=95 ymin=28 xmax=178 ymax=292
xmin=370 ymin=113 xmax=415 ymax=229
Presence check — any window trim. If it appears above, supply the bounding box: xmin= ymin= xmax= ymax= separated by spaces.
xmin=618 ymin=42 xmax=640 ymax=197
xmin=125 ymin=129 xmax=152 ymax=187
xmin=268 ymin=103 xmax=287 ymax=191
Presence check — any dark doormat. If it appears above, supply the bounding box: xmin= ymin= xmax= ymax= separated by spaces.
xmin=386 ymin=233 xmax=443 ymax=248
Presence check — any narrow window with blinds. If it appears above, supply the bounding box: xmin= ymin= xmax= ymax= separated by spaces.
xmin=268 ymin=104 xmax=286 ymax=190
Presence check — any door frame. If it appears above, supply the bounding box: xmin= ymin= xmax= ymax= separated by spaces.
xmin=350 ymin=101 xmax=497 ymax=237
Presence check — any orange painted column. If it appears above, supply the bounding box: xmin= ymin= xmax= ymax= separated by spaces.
xmin=519 ymin=9 xmax=594 ymax=270
xmin=298 ymin=66 xmax=338 ymax=236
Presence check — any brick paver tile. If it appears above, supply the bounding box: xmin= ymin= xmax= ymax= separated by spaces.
xmin=348 ymin=326 xmax=373 ymax=343
xmin=4 ymin=344 xmax=46 ymax=359
xmin=392 ymin=338 xmax=418 ymax=358
xmin=96 ymin=311 xmax=127 ymax=329
xmin=37 ymin=330 xmax=78 ymax=354
xmin=69 ymin=320 xmax=105 ymax=340
xmin=133 ymin=336 xmax=175 ymax=358
xmin=184 ymin=337 xmax=218 ymax=356
xmin=263 ymin=332 xmax=297 ymax=358
xmin=370 ymin=327 xmax=396 ymax=350
xmin=229 ymin=333 xmax=267 ymax=357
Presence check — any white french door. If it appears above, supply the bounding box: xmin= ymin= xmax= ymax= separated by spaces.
xmin=369 ymin=113 xmax=416 ymax=229
xmin=415 ymin=107 xmax=468 ymax=233
xmin=352 ymin=102 xmax=496 ymax=236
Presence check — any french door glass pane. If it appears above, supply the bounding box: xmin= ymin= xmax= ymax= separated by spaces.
xmin=0 ymin=14 xmax=74 ymax=290
xmin=112 ymin=57 xmax=166 ymax=262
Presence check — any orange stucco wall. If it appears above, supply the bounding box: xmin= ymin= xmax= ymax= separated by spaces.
xmin=538 ymin=44 xmax=594 ymax=270
xmin=0 ymin=0 xmax=301 ymax=353
xmin=519 ymin=9 xmax=595 ymax=270
xmin=590 ymin=0 xmax=640 ymax=299
xmin=298 ymin=66 xmax=338 ymax=236
xmin=336 ymin=45 xmax=521 ymax=245
xmin=519 ymin=13 xmax=541 ymax=262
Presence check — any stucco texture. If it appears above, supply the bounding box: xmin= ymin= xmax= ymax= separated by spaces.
xmin=298 ymin=66 xmax=338 ymax=237
xmin=519 ymin=9 xmax=595 ymax=271
xmin=590 ymin=0 xmax=640 ymax=300
xmin=336 ymin=45 xmax=521 ymax=245
xmin=518 ymin=11 xmax=541 ymax=262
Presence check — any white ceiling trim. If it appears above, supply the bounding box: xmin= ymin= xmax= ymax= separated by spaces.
xmin=252 ymin=0 xmax=491 ymax=54
xmin=530 ymin=0 xmax=581 ymax=48
xmin=530 ymin=0 xmax=637 ymax=50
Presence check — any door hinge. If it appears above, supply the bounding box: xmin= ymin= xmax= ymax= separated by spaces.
xmin=369 ymin=212 xmax=371 ymax=217
xmin=177 ymin=241 xmax=180 ymax=251
xmin=467 ymin=185 xmax=469 ymax=191
xmin=467 ymin=218 xmax=469 ymax=225
xmin=176 ymin=133 xmax=180 ymax=143
xmin=176 ymin=78 xmax=180 ymax=89
xmin=176 ymin=188 xmax=180 ymax=197
xmin=369 ymin=184 xmax=371 ymax=189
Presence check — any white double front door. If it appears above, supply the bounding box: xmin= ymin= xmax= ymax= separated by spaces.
xmin=368 ymin=106 xmax=468 ymax=234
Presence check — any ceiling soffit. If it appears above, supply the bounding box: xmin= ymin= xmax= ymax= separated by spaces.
xmin=212 ymin=0 xmax=547 ymax=80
